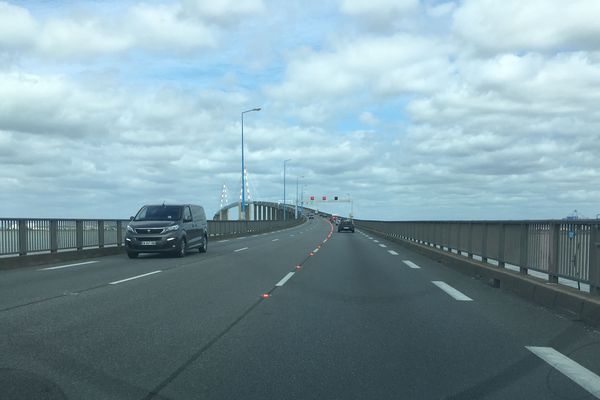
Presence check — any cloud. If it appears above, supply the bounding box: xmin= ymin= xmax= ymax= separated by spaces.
xmin=339 ymin=0 xmax=419 ymax=30
xmin=0 ymin=0 xmax=265 ymax=59
xmin=0 ymin=2 xmax=37 ymax=50
xmin=268 ymin=34 xmax=454 ymax=112
xmin=181 ymin=0 xmax=266 ymax=25
xmin=453 ymin=0 xmax=600 ymax=53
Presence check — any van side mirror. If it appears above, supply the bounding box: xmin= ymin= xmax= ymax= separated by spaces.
xmin=184 ymin=217 xmax=193 ymax=223
xmin=129 ymin=216 xmax=134 ymax=221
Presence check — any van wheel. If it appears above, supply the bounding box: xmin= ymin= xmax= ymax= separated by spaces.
xmin=199 ymin=235 xmax=207 ymax=253
xmin=127 ymin=251 xmax=138 ymax=259
xmin=177 ymin=239 xmax=186 ymax=258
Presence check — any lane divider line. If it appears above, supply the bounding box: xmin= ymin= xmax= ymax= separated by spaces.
xmin=109 ymin=270 xmax=161 ymax=285
xmin=39 ymin=261 xmax=98 ymax=271
xmin=313 ymin=248 xmax=319 ymax=253
xmin=272 ymin=238 xmax=279 ymax=242
xmin=217 ymin=239 xmax=229 ymax=243
xmin=275 ymin=272 xmax=295 ymax=287
xmin=373 ymin=240 xmax=379 ymax=243
xmin=402 ymin=260 xmax=421 ymax=269
xmin=379 ymin=244 xmax=387 ymax=248
xmin=432 ymin=281 xmax=473 ymax=301
xmin=526 ymin=346 xmax=600 ymax=398
xmin=388 ymin=250 xmax=399 ymax=255
xmin=234 ymin=247 xmax=249 ymax=252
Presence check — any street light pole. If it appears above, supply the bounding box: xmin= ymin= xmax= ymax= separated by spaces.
xmin=283 ymin=159 xmax=291 ymax=221
xmin=295 ymin=175 xmax=304 ymax=219
xmin=241 ymin=107 xmax=261 ymax=220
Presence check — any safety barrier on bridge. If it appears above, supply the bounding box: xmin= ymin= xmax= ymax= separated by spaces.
xmin=0 ymin=218 xmax=304 ymax=258
xmin=355 ymin=219 xmax=600 ymax=296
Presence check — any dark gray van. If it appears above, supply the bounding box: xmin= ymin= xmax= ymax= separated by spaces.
xmin=124 ymin=204 xmax=208 ymax=258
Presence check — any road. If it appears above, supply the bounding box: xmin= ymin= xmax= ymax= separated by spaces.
xmin=1 ymin=217 xmax=600 ymax=399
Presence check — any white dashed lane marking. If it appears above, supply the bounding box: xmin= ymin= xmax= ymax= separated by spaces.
xmin=388 ymin=250 xmax=399 ymax=256
xmin=275 ymin=272 xmax=295 ymax=287
xmin=39 ymin=261 xmax=99 ymax=271
xmin=432 ymin=281 xmax=473 ymax=301
xmin=109 ymin=270 xmax=161 ymax=285
xmin=402 ymin=260 xmax=421 ymax=269
xmin=234 ymin=247 xmax=248 ymax=252
xmin=527 ymin=346 xmax=600 ymax=398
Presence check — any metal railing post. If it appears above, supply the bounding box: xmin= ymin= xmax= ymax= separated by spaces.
xmin=548 ymin=222 xmax=560 ymax=283
xmin=519 ymin=223 xmax=529 ymax=275
xmin=18 ymin=219 xmax=27 ymax=256
xmin=589 ymin=222 xmax=599 ymax=295
xmin=50 ymin=220 xmax=58 ymax=253
xmin=482 ymin=223 xmax=488 ymax=263
xmin=498 ymin=223 xmax=506 ymax=268
xmin=76 ymin=220 xmax=83 ymax=251
xmin=467 ymin=222 xmax=473 ymax=258
xmin=117 ymin=221 xmax=123 ymax=246
xmin=98 ymin=220 xmax=104 ymax=248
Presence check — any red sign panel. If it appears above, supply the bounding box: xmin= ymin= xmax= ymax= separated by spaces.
xmin=310 ymin=196 xmax=315 ymax=201
xmin=322 ymin=196 xmax=327 ymax=201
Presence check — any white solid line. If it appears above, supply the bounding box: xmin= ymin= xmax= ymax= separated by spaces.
xmin=403 ymin=260 xmax=421 ymax=269
xmin=237 ymin=237 xmax=244 ymax=240
xmin=272 ymin=238 xmax=279 ymax=242
xmin=432 ymin=281 xmax=473 ymax=301
xmin=234 ymin=247 xmax=249 ymax=252
xmin=109 ymin=270 xmax=161 ymax=285
xmin=218 ymin=239 xmax=229 ymax=243
xmin=276 ymin=272 xmax=295 ymax=287
xmin=388 ymin=250 xmax=399 ymax=255
xmin=39 ymin=260 xmax=99 ymax=271
xmin=527 ymin=346 xmax=600 ymax=398
xmin=379 ymin=244 xmax=387 ymax=248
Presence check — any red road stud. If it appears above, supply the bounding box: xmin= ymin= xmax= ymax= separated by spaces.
xmin=295 ymin=265 xmax=301 ymax=270
xmin=309 ymin=252 xmax=314 ymax=256
xmin=261 ymin=293 xmax=270 ymax=299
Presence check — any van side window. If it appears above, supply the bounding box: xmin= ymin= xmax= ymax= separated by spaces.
xmin=183 ymin=206 xmax=193 ymax=221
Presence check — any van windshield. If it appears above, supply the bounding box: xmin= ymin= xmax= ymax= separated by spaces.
xmin=134 ymin=205 xmax=182 ymax=221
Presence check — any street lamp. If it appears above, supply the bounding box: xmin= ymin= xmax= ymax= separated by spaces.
xmin=283 ymin=159 xmax=291 ymax=221
xmin=241 ymin=107 xmax=261 ymax=220
xmin=296 ymin=175 xmax=304 ymax=219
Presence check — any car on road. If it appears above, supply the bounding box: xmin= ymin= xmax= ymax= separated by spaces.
xmin=338 ymin=219 xmax=355 ymax=233
xmin=125 ymin=204 xmax=208 ymax=258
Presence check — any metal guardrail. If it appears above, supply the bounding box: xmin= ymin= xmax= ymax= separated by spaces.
xmin=355 ymin=220 xmax=600 ymax=295
xmin=0 ymin=218 xmax=303 ymax=257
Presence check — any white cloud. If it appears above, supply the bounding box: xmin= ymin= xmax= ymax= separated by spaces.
xmin=0 ymin=0 xmax=266 ymax=59
xmin=453 ymin=0 xmax=600 ymax=53
xmin=339 ymin=0 xmax=419 ymax=30
xmin=359 ymin=111 xmax=378 ymax=125
xmin=269 ymin=34 xmax=453 ymax=102
xmin=0 ymin=2 xmax=37 ymax=50
xmin=181 ymin=0 xmax=265 ymax=25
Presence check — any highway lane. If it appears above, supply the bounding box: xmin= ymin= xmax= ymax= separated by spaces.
xmin=0 ymin=218 xmax=328 ymax=399
xmin=0 ymin=220 xmax=318 ymax=312
xmin=1 ymin=217 xmax=600 ymax=399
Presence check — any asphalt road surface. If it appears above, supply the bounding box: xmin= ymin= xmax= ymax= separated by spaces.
xmin=2 ymin=217 xmax=600 ymax=399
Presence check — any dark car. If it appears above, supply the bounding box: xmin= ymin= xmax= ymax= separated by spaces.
xmin=338 ymin=219 xmax=355 ymax=233
xmin=124 ymin=204 xmax=208 ymax=258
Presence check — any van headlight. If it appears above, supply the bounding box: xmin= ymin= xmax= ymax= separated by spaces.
xmin=163 ymin=224 xmax=179 ymax=233
xmin=126 ymin=225 xmax=135 ymax=233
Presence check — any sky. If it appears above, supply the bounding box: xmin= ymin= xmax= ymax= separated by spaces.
xmin=1 ymin=0 xmax=599 ymax=221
